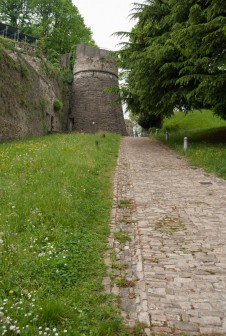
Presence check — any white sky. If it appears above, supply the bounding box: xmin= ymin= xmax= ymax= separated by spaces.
xmin=73 ymin=0 xmax=136 ymax=51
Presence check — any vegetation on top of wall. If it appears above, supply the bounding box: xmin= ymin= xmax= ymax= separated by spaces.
xmin=0 ymin=0 xmax=96 ymax=63
xmin=0 ymin=35 xmax=15 ymax=51
xmin=42 ymin=58 xmax=61 ymax=80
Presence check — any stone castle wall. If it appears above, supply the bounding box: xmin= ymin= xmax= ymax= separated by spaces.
xmin=0 ymin=48 xmax=68 ymax=141
xmin=70 ymin=44 xmax=127 ymax=135
xmin=0 ymin=43 xmax=127 ymax=140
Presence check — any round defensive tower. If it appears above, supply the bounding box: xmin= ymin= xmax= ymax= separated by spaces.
xmin=69 ymin=43 xmax=127 ymax=135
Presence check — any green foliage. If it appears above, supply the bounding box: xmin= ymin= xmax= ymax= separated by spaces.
xmin=138 ymin=113 xmax=163 ymax=129
xmin=119 ymin=0 xmax=226 ymax=122
xmin=39 ymin=98 xmax=49 ymax=112
xmin=0 ymin=133 xmax=132 ymax=335
xmin=114 ymin=229 xmax=131 ymax=244
xmin=162 ymin=109 xmax=226 ymax=132
xmin=155 ymin=110 xmax=226 ymax=180
xmin=157 ymin=130 xmax=226 ymax=179
xmin=18 ymin=63 xmax=30 ymax=78
xmin=59 ymin=69 xmax=74 ymax=85
xmin=0 ymin=35 xmax=15 ymax=50
xmin=0 ymin=0 xmax=95 ymax=60
xmin=42 ymin=59 xmax=61 ymax=79
xmin=53 ymin=99 xmax=63 ymax=111
xmin=0 ymin=0 xmax=31 ymax=26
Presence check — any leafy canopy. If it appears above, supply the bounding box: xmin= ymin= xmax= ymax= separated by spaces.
xmin=118 ymin=0 xmax=226 ymax=128
xmin=0 ymin=0 xmax=95 ymax=60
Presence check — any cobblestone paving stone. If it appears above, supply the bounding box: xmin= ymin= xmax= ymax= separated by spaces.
xmin=104 ymin=137 xmax=226 ymax=336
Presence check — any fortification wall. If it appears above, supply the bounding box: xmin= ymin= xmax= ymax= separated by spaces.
xmin=0 ymin=42 xmax=127 ymax=141
xmin=0 ymin=47 xmax=68 ymax=141
xmin=70 ymin=44 xmax=127 ymax=135
xmin=74 ymin=44 xmax=118 ymax=76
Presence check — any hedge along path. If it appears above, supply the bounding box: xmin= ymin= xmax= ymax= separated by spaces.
xmin=104 ymin=137 xmax=226 ymax=336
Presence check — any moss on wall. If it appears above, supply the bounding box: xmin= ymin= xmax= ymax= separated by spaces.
xmin=0 ymin=43 xmax=69 ymax=141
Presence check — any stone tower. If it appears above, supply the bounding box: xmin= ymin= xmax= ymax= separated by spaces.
xmin=69 ymin=43 xmax=127 ymax=135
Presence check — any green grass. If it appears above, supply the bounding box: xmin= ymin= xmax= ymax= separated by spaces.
xmin=0 ymin=133 xmax=131 ymax=336
xmin=114 ymin=229 xmax=131 ymax=244
xmin=162 ymin=109 xmax=226 ymax=132
xmin=155 ymin=110 xmax=226 ymax=180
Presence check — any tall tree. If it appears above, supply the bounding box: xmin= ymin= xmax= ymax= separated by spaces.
xmin=47 ymin=0 xmax=94 ymax=54
xmin=0 ymin=0 xmax=32 ymax=26
xmin=0 ymin=0 xmax=95 ymax=59
xmin=119 ymin=0 xmax=226 ymax=128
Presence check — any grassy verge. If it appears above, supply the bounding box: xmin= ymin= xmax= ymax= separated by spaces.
xmin=162 ymin=109 xmax=226 ymax=132
xmin=0 ymin=133 xmax=130 ymax=336
xmin=154 ymin=110 xmax=226 ymax=180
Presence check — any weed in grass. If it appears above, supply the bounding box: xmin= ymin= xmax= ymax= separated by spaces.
xmin=114 ymin=229 xmax=131 ymax=244
xmin=0 ymin=290 xmax=66 ymax=336
xmin=40 ymin=297 xmax=68 ymax=324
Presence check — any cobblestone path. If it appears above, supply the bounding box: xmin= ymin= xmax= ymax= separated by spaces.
xmin=104 ymin=137 xmax=226 ymax=336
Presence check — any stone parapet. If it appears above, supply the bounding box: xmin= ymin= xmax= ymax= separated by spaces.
xmin=74 ymin=43 xmax=118 ymax=77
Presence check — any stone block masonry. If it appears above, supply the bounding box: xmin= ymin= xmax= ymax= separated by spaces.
xmin=0 ymin=42 xmax=126 ymax=140
xmin=70 ymin=43 xmax=127 ymax=135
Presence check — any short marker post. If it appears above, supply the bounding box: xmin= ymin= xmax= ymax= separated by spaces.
xmin=184 ymin=137 xmax=188 ymax=151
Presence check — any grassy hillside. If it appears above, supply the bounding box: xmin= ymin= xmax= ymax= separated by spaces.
xmin=0 ymin=133 xmax=130 ymax=336
xmin=155 ymin=110 xmax=226 ymax=179
xmin=162 ymin=109 xmax=226 ymax=132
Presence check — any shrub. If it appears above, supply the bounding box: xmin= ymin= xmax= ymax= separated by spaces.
xmin=53 ymin=99 xmax=63 ymax=111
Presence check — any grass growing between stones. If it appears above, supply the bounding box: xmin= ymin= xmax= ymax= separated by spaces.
xmin=0 ymin=133 xmax=131 ymax=336
xmin=155 ymin=216 xmax=185 ymax=234
xmin=155 ymin=110 xmax=226 ymax=180
xmin=114 ymin=229 xmax=131 ymax=244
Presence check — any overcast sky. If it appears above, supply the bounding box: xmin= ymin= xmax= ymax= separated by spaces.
xmin=73 ymin=0 xmax=137 ymax=50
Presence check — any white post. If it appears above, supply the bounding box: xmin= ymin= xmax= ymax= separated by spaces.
xmin=184 ymin=137 xmax=188 ymax=151
xmin=155 ymin=129 xmax=159 ymax=135
xmin=165 ymin=131 xmax=169 ymax=142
